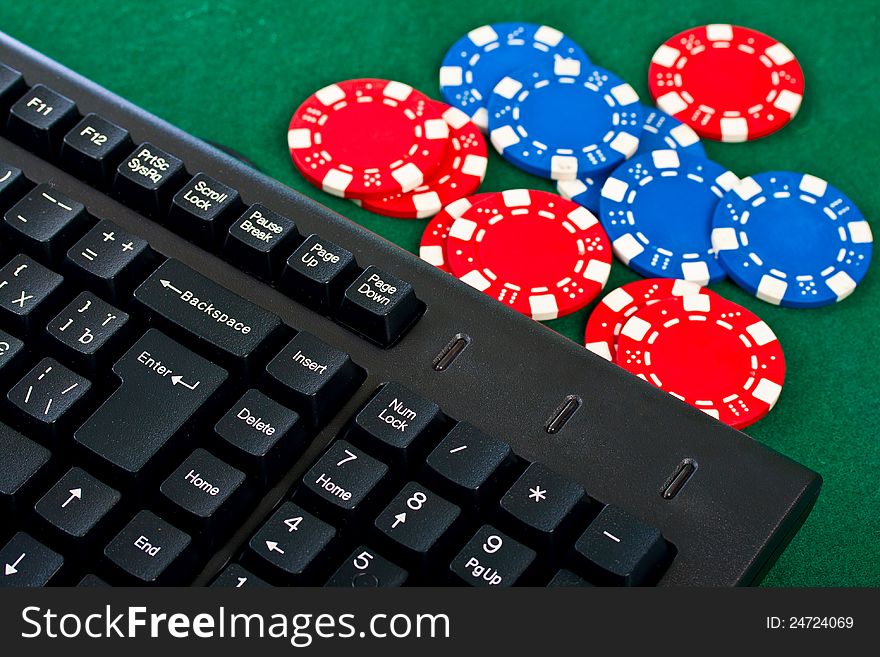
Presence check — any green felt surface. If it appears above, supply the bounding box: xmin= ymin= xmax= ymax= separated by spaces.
xmin=2 ymin=0 xmax=877 ymax=586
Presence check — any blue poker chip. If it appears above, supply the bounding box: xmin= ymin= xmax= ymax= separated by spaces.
xmin=637 ymin=105 xmax=705 ymax=156
xmin=439 ymin=23 xmax=588 ymax=132
xmin=600 ymin=150 xmax=739 ymax=283
xmin=489 ymin=60 xmax=643 ymax=181
xmin=556 ymin=105 xmax=705 ymax=212
xmin=712 ymin=172 xmax=874 ymax=308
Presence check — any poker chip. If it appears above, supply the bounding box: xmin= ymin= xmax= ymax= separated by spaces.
xmin=439 ymin=22 xmax=589 ymax=131
xmin=556 ymin=105 xmax=706 ymax=213
xmin=446 ymin=189 xmax=612 ymax=320
xmin=288 ymin=78 xmax=449 ymax=199
xmin=488 ymin=60 xmax=642 ymax=181
xmin=361 ymin=103 xmax=488 ymax=218
xmin=419 ymin=193 xmax=496 ymax=272
xmin=648 ymin=24 xmax=804 ymax=142
xmin=711 ymin=172 xmax=874 ymax=308
xmin=584 ymin=278 xmax=704 ymax=361
xmin=599 ymin=149 xmax=739 ymax=284
xmin=617 ymin=293 xmax=786 ymax=429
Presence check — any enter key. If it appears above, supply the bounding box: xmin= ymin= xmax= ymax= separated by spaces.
xmin=74 ymin=329 xmax=227 ymax=483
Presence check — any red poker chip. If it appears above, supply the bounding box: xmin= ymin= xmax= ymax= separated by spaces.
xmin=447 ymin=190 xmax=613 ymax=320
xmin=584 ymin=278 xmax=705 ymax=362
xmin=419 ymin=193 xmax=495 ymax=273
xmin=648 ymin=24 xmax=804 ymax=142
xmin=616 ymin=293 xmax=786 ymax=429
xmin=362 ymin=102 xmax=488 ymax=218
xmin=288 ymin=79 xmax=449 ymax=199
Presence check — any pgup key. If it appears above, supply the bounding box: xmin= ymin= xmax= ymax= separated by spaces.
xmin=74 ymin=328 xmax=227 ymax=485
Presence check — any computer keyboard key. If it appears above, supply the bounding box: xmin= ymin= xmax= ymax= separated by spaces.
xmin=60 ymin=113 xmax=133 ymax=187
xmin=0 ymin=159 xmax=30 ymax=212
xmin=7 ymin=357 xmax=91 ymax=432
xmin=74 ymin=329 xmax=227 ymax=482
xmin=337 ymin=266 xmax=421 ymax=347
xmin=159 ymin=448 xmax=247 ymax=538
xmin=65 ymin=219 xmax=152 ymax=301
xmin=114 ymin=142 xmax=186 ymax=218
xmin=450 ymin=526 xmax=535 ymax=587
xmin=224 ymin=204 xmax=299 ymax=281
xmin=0 ymin=422 xmax=51 ymax=515
xmin=135 ymin=258 xmax=282 ymax=369
xmin=169 ymin=173 xmax=241 ymax=245
xmin=0 ymin=254 xmax=64 ymax=332
xmin=104 ymin=510 xmax=192 ymax=585
xmin=244 ymin=501 xmax=335 ymax=583
xmin=77 ymin=574 xmax=110 ymax=587
xmin=424 ymin=422 xmax=513 ymax=504
xmin=349 ymin=383 xmax=443 ymax=466
xmin=297 ymin=440 xmax=388 ymax=523
xmin=0 ymin=327 xmax=24 ymax=375
xmin=213 ymin=389 xmax=306 ymax=484
xmin=326 ymin=546 xmax=408 ymax=587
xmin=7 ymin=84 xmax=79 ymax=157
xmin=547 ymin=569 xmax=594 ymax=587
xmin=46 ymin=292 xmax=129 ymax=372
xmin=374 ymin=482 xmax=460 ymax=566
xmin=0 ymin=532 xmax=64 ymax=587
xmin=499 ymin=463 xmax=586 ymax=545
xmin=281 ymin=234 xmax=358 ymax=313
xmin=3 ymin=183 xmax=88 ymax=264
xmin=265 ymin=331 xmax=363 ymax=425
xmin=0 ymin=63 xmax=26 ymax=115
xmin=572 ymin=506 xmax=671 ymax=586
xmin=34 ymin=467 xmax=121 ymax=542
xmin=210 ymin=563 xmax=269 ymax=588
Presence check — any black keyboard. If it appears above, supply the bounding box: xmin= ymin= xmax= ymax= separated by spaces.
xmin=0 ymin=32 xmax=820 ymax=587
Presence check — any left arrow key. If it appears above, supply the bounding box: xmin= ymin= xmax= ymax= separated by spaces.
xmin=134 ymin=258 xmax=283 ymax=371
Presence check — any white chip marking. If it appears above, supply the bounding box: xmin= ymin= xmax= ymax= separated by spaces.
xmin=799 ymin=174 xmax=828 ymax=197
xmin=490 ymin=124 xmax=520 ymax=152
xmin=461 ymin=154 xmax=488 ymax=179
xmin=652 ymin=149 xmax=680 ymax=169
xmin=449 ymin=218 xmax=478 ymax=241
xmin=610 ymin=83 xmax=639 ymax=106
xmin=752 ymin=378 xmax=783 ymax=407
xmin=621 ymin=315 xmax=651 ymax=341
xmin=601 ymin=177 xmax=629 ymax=202
xmin=287 ymin=128 xmax=311 ymax=150
xmin=682 ymin=293 xmax=711 ymax=312
xmin=439 ymin=66 xmax=463 ymax=88
xmin=720 ymin=117 xmax=749 ymax=142
xmin=460 ymin=269 xmax=491 ymax=291
xmin=651 ymin=44 xmax=681 ymax=68
xmin=530 ymin=294 xmax=559 ymax=320
xmin=321 ymin=169 xmax=352 ymax=196
xmin=502 ymin=189 xmax=531 ymax=207
xmin=551 ymin=154 xmax=579 ymax=180
xmin=315 ymin=84 xmax=345 ymax=106
xmin=424 ymin=118 xmax=450 ymax=141
xmin=746 ymin=320 xmax=777 ymax=346
xmin=557 ymin=179 xmax=588 ymax=200
xmin=680 ymin=261 xmax=710 ymax=285
xmin=706 ymin=24 xmax=734 ymax=41
xmin=603 ymin=287 xmax=635 ymax=312
xmin=756 ymin=275 xmax=787 ymax=305
xmin=610 ymin=131 xmax=639 ymax=157
xmin=656 ymin=91 xmax=689 ymax=116
xmin=392 ymin=162 xmax=424 ymax=192
xmin=468 ymin=24 xmax=498 ymax=47
xmin=383 ymin=80 xmax=413 ymax=102
xmin=567 ymin=206 xmax=598 ymax=231
xmin=534 ymin=25 xmax=564 ymax=47
xmin=585 ymin=341 xmax=613 ymax=361
xmin=669 ymin=123 xmax=700 ymax=147
xmin=773 ymin=89 xmax=802 ymax=116
xmin=612 ymin=233 xmax=644 ymax=264
xmin=765 ymin=42 xmax=795 ymax=65
xmin=493 ymin=76 xmax=523 ymax=100
xmin=848 ymin=221 xmax=873 ymax=244
xmin=711 ymin=226 xmax=740 ymax=251
xmin=826 ymin=270 xmax=857 ymax=301
xmin=734 ymin=177 xmax=763 ymax=201
xmin=419 ymin=245 xmax=445 ymax=266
